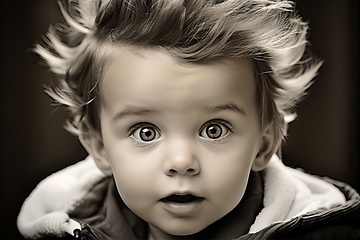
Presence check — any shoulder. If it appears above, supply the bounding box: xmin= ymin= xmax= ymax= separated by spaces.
xmin=269 ymin=170 xmax=360 ymax=239
xmin=250 ymin=155 xmax=360 ymax=239
xmin=276 ymin=213 xmax=360 ymax=239
xmin=254 ymin=191 xmax=360 ymax=239
xmin=17 ymin=156 xmax=108 ymax=239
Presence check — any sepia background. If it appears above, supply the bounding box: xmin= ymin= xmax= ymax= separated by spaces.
xmin=1 ymin=0 xmax=358 ymax=238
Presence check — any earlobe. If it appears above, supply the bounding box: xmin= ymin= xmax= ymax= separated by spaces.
xmin=78 ymin=123 xmax=113 ymax=176
xmin=252 ymin=123 xmax=277 ymax=172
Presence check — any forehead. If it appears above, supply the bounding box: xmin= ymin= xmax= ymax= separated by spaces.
xmin=99 ymin=46 xmax=257 ymax=116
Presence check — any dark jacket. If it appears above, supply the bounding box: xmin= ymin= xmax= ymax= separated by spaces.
xmin=17 ymin=156 xmax=360 ymax=239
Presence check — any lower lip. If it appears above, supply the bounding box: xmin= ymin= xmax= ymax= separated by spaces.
xmin=160 ymin=199 xmax=204 ymax=216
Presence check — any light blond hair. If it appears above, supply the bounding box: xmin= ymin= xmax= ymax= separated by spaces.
xmin=36 ymin=0 xmax=322 ymax=150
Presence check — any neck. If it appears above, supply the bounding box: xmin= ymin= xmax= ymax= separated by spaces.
xmin=148 ymin=225 xmax=195 ymax=240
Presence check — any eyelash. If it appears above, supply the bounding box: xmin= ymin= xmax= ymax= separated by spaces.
xmin=127 ymin=119 xmax=234 ymax=146
xmin=128 ymin=122 xmax=161 ymax=147
xmin=199 ymin=119 xmax=234 ymax=142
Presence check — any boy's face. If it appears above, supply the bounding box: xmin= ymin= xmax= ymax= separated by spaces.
xmin=87 ymin=48 xmax=273 ymax=236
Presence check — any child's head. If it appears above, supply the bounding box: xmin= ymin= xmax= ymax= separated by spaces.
xmin=37 ymin=0 xmax=322 ymax=237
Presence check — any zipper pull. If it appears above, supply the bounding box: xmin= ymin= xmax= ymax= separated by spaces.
xmin=73 ymin=228 xmax=81 ymax=239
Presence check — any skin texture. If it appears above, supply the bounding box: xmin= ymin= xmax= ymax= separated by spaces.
xmin=80 ymin=47 xmax=275 ymax=239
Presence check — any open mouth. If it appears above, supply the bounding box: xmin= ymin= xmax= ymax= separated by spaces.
xmin=160 ymin=194 xmax=204 ymax=204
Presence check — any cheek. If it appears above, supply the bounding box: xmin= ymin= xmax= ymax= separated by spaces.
xmin=111 ymin=163 xmax=156 ymax=215
xmin=202 ymin=140 xmax=258 ymax=207
xmin=207 ymin=159 xmax=252 ymax=206
xmin=104 ymin=143 xmax=161 ymax=208
xmin=108 ymin=150 xmax=145 ymax=195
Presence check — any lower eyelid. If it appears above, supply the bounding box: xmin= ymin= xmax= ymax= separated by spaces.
xmin=199 ymin=135 xmax=231 ymax=145
xmin=130 ymin=137 xmax=147 ymax=146
xmin=129 ymin=135 xmax=161 ymax=147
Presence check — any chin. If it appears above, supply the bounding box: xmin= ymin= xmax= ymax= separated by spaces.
xmin=161 ymin=224 xmax=205 ymax=236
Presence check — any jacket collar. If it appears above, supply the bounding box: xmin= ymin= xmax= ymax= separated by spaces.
xmin=17 ymin=155 xmax=351 ymax=239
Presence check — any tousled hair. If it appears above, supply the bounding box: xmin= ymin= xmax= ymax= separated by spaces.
xmin=36 ymin=0 xmax=322 ymax=150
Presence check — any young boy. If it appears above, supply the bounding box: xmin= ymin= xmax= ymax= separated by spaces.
xmin=17 ymin=0 xmax=360 ymax=239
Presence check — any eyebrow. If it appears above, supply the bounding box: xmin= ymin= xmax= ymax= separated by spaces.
xmin=112 ymin=103 xmax=246 ymax=121
xmin=202 ymin=103 xmax=247 ymax=115
xmin=112 ymin=107 xmax=158 ymax=121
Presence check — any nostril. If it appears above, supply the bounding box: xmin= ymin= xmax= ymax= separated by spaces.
xmin=168 ymin=168 xmax=196 ymax=175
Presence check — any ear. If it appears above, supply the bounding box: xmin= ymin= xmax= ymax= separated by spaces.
xmin=78 ymin=122 xmax=113 ymax=176
xmin=252 ymin=122 xmax=277 ymax=172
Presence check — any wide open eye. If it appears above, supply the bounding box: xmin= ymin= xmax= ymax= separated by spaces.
xmin=200 ymin=120 xmax=231 ymax=140
xmin=131 ymin=124 xmax=161 ymax=143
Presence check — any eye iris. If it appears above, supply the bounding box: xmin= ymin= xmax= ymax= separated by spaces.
xmin=140 ymin=127 xmax=156 ymax=141
xmin=206 ymin=124 xmax=222 ymax=139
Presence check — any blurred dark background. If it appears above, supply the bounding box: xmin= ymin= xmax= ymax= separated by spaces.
xmin=1 ymin=0 xmax=358 ymax=239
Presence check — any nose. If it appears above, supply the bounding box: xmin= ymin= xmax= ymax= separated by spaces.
xmin=163 ymin=139 xmax=200 ymax=176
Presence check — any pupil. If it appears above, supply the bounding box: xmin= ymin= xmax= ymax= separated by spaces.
xmin=140 ymin=127 xmax=155 ymax=141
xmin=207 ymin=124 xmax=222 ymax=139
